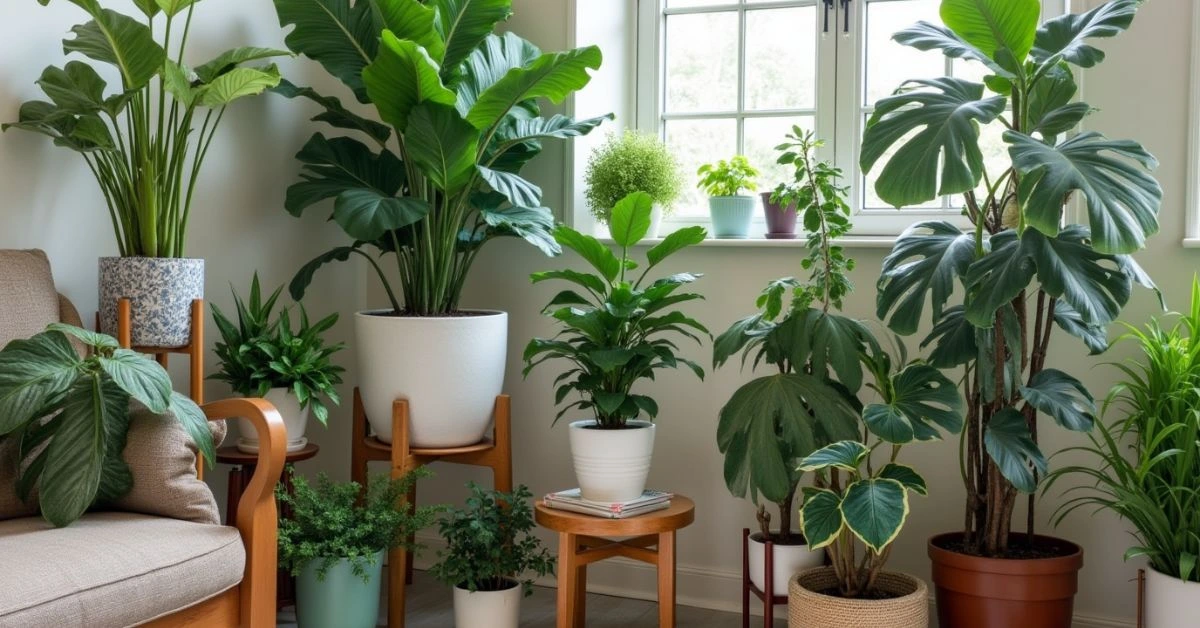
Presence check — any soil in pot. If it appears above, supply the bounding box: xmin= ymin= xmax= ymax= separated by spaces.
xmin=788 ymin=566 xmax=928 ymax=628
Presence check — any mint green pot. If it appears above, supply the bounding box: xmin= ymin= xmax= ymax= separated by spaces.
xmin=708 ymin=195 xmax=756 ymax=238
xmin=295 ymin=551 xmax=384 ymax=628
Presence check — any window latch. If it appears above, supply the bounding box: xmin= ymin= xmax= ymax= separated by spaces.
xmin=841 ymin=0 xmax=852 ymax=34
xmin=822 ymin=0 xmax=835 ymax=34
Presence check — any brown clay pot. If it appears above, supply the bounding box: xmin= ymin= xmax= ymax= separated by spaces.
xmin=788 ymin=566 xmax=929 ymax=628
xmin=928 ymin=532 xmax=1083 ymax=628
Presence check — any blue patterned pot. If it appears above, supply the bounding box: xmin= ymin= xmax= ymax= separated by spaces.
xmin=99 ymin=257 xmax=204 ymax=348
xmin=708 ymin=196 xmax=757 ymax=238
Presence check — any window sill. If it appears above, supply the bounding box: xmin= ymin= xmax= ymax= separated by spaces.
xmin=1183 ymin=238 xmax=1200 ymax=249
xmin=597 ymin=235 xmax=898 ymax=249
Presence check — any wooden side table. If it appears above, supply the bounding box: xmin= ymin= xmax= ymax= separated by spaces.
xmin=535 ymin=496 xmax=696 ymax=628
xmin=217 ymin=443 xmax=319 ymax=610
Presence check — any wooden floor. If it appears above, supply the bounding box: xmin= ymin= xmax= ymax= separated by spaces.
xmin=278 ymin=569 xmax=788 ymax=627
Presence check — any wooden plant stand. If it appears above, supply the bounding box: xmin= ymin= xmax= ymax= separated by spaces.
xmin=349 ymin=388 xmax=513 ymax=628
xmin=742 ymin=528 xmax=787 ymax=628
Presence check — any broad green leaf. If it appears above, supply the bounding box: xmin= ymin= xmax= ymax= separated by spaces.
xmin=478 ymin=166 xmax=541 ymax=208
xmin=273 ymin=0 xmax=381 ymax=102
xmin=553 ymin=226 xmax=620 ymax=282
xmin=199 ymin=65 xmax=282 ymax=107
xmin=1006 ymin=130 xmax=1161 ymax=255
xmin=466 ymin=46 xmax=602 ymax=132
xmin=1020 ymin=368 xmax=1095 ymax=432
xmin=154 ymin=0 xmax=196 ymax=17
xmin=1052 ymin=300 xmax=1109 ymax=354
xmin=285 ymin=133 xmax=405 ymax=217
xmin=984 ymin=407 xmax=1047 ymax=494
xmin=530 ymin=269 xmax=607 ymax=297
xmin=589 ymin=349 xmax=635 ymax=373
xmin=1031 ymin=0 xmax=1140 ymax=69
xmin=480 ymin=205 xmax=560 ymax=256
xmin=1026 ymin=67 xmax=1089 ymax=139
xmin=45 ymin=323 xmax=117 ymax=350
xmin=798 ymin=440 xmax=869 ymax=472
xmin=0 ymin=332 xmax=82 ymax=435
xmin=375 ymin=0 xmax=446 ymax=62
xmin=194 ymin=47 xmax=291 ymax=84
xmin=272 ymin=80 xmax=392 ymax=144
xmin=168 ymin=392 xmax=215 ymax=465
xmin=798 ymin=489 xmax=844 ymax=549
xmin=405 ymin=102 xmax=480 ymax=195
xmin=646 ymin=226 xmax=707 ymax=269
xmin=1022 ymin=226 xmax=1132 ymax=326
xmin=495 ymin=113 xmax=612 ymax=147
xmin=38 ymin=374 xmax=123 ymax=527
xmin=712 ymin=314 xmax=768 ymax=369
xmin=131 ymin=0 xmax=160 ymax=17
xmin=428 ymin=0 xmax=514 ymax=78
xmin=886 ymin=363 xmax=963 ymax=438
xmin=876 ymin=221 xmax=976 ymax=335
xmin=289 ymin=245 xmax=361 ymax=301
xmin=840 ymin=478 xmax=909 ymax=553
xmin=162 ymin=60 xmax=197 ymax=107
xmin=862 ymin=78 xmax=1005 ymax=208
xmin=36 ymin=62 xmax=107 ymax=114
xmin=808 ymin=312 xmax=870 ymax=393
xmin=940 ymin=0 xmax=1040 ymax=64
xmin=98 ymin=349 xmax=171 ymax=413
xmin=878 ymin=463 xmax=928 ymax=496
xmin=63 ymin=9 xmax=166 ymax=90
xmin=333 ymin=190 xmax=430 ymax=241
xmin=892 ymin=21 xmax=1013 ymax=78
xmin=608 ymin=192 xmax=653 ymax=248
xmin=920 ymin=306 xmax=978 ymax=368
xmin=364 ymin=31 xmax=457 ymax=132
xmin=963 ymin=230 xmax=1035 ymax=327
xmin=458 ymin=31 xmax=540 ymax=115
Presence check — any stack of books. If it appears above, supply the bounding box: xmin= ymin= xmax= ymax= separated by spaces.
xmin=543 ymin=488 xmax=673 ymax=519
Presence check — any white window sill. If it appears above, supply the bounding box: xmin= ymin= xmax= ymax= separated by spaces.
xmin=597 ymin=235 xmax=898 ymax=249
xmin=1183 ymin=238 xmax=1200 ymax=249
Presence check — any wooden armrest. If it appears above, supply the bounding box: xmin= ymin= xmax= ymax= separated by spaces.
xmin=203 ymin=398 xmax=286 ymax=628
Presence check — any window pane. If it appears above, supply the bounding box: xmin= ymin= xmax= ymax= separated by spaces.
xmin=666 ymin=0 xmax=730 ymax=7
xmin=665 ymin=12 xmax=739 ymax=113
xmin=861 ymin=115 xmax=943 ymax=210
xmin=744 ymin=116 xmax=815 ymax=193
xmin=971 ymin=119 xmax=1012 ymax=203
xmin=863 ymin=0 xmax=942 ymax=106
xmin=745 ymin=7 xmax=817 ymax=110
xmin=664 ymin=118 xmax=738 ymax=216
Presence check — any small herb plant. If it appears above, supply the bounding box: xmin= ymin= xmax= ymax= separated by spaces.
xmin=210 ymin=275 xmax=346 ymax=425
xmin=697 ymin=156 xmax=759 ymax=197
xmin=584 ymin=130 xmax=684 ymax=223
xmin=429 ymin=483 xmax=553 ymax=595
xmin=524 ymin=192 xmax=708 ymax=429
xmin=277 ymin=470 xmax=438 ymax=581
xmin=0 ymin=325 xmax=213 ymax=527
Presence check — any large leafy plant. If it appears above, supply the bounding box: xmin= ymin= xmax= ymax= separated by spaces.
xmin=0 ymin=325 xmax=213 ymax=527
xmin=3 ymin=0 xmax=284 ymax=258
xmin=524 ymin=192 xmax=708 ymax=429
xmin=862 ymin=0 xmax=1161 ymax=556
xmin=1047 ymin=280 xmax=1200 ymax=584
xmin=273 ymin=0 xmax=611 ymax=315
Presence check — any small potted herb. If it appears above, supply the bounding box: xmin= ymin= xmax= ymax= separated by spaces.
xmin=763 ymin=130 xmax=844 ymax=239
xmin=277 ymin=471 xmax=437 ymax=628
xmin=524 ymin=191 xmax=707 ymax=502
xmin=584 ymin=130 xmax=684 ymax=238
xmin=697 ymin=155 xmax=759 ymax=239
xmin=211 ymin=275 xmax=345 ymax=453
xmin=430 ymin=483 xmax=553 ymax=628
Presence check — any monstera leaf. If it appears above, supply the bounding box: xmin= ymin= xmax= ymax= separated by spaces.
xmin=1020 ymin=368 xmax=1096 ymax=432
xmin=877 ymin=221 xmax=977 ymax=335
xmin=1032 ymin=0 xmax=1140 ymax=69
xmin=984 ymin=408 xmax=1047 ymax=494
xmin=963 ymin=230 xmax=1035 ymax=327
xmin=892 ymin=21 xmax=1012 ymax=78
xmin=863 ymin=363 xmax=964 ymax=444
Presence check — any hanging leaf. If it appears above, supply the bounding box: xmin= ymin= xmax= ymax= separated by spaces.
xmin=1052 ymin=300 xmax=1109 ymax=355
xmin=1020 ymin=368 xmax=1096 ymax=432
xmin=37 ymin=375 xmax=123 ymax=527
xmin=963 ymin=230 xmax=1035 ymax=327
xmin=272 ymin=80 xmax=392 ymax=145
xmin=878 ymin=463 xmax=929 ymax=496
xmin=480 ymin=205 xmax=560 ymax=257
xmin=478 ymin=166 xmax=542 ymax=209
xmin=273 ymin=0 xmax=381 ymax=102
xmin=194 ymin=47 xmax=291 ymax=84
xmin=62 ymin=9 xmax=166 ymax=90
xmin=333 ymin=190 xmax=430 ymax=241
xmin=1022 ymin=226 xmax=1132 ymax=326
xmin=892 ymin=21 xmax=1014 ymax=78
xmin=97 ymin=348 xmax=171 ymax=413
xmin=984 ymin=407 xmax=1047 ymax=494
xmin=465 ymin=46 xmax=602 ymax=132
xmin=1032 ymin=0 xmax=1140 ymax=69
xmin=920 ymin=306 xmax=978 ymax=368
xmin=864 ymin=363 xmax=964 ymax=444
xmin=35 ymin=62 xmax=108 ymax=115
xmin=877 ymin=221 xmax=977 ymax=335
xmin=0 ymin=331 xmax=82 ymax=435
xmin=284 ymin=133 xmax=405 ymax=217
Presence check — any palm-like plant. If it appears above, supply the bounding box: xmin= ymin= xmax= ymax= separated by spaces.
xmin=273 ymin=0 xmax=611 ymax=315
xmin=862 ymin=0 xmax=1161 ymax=556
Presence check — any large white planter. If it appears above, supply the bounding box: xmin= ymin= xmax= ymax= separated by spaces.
xmin=1144 ymin=565 xmax=1200 ymax=627
xmin=568 ymin=420 xmax=655 ymax=503
xmin=748 ymin=532 xmax=824 ymax=598
xmin=453 ymin=581 xmax=521 ymax=628
xmin=356 ymin=310 xmax=507 ymax=448
xmin=237 ymin=388 xmax=310 ymax=453
xmin=99 ymin=256 xmax=204 ymax=348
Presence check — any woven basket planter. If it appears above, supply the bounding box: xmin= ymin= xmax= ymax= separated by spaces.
xmin=789 ymin=567 xmax=929 ymax=628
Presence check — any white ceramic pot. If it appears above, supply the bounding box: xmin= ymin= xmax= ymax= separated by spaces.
xmin=649 ymin=204 xmax=664 ymax=238
xmin=99 ymin=256 xmax=204 ymax=348
xmin=356 ymin=310 xmax=507 ymax=448
xmin=748 ymin=532 xmax=824 ymax=598
xmin=1144 ymin=565 xmax=1200 ymax=627
xmin=238 ymin=388 xmax=310 ymax=453
xmin=453 ymin=580 xmax=521 ymax=628
xmin=568 ymin=420 xmax=655 ymax=503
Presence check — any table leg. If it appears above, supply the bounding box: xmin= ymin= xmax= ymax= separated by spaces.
xmin=557 ymin=532 xmax=578 ymax=628
xmin=658 ymin=531 xmax=676 ymax=628
xmin=574 ymin=562 xmax=587 ymax=627
xmin=225 ymin=465 xmax=247 ymax=526
xmin=388 ymin=545 xmax=406 ymax=627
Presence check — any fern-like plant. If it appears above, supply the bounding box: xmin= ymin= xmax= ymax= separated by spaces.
xmin=584 ymin=130 xmax=683 ymax=223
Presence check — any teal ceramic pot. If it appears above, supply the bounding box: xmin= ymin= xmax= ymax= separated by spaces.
xmin=295 ymin=551 xmax=384 ymax=628
xmin=708 ymin=196 xmax=756 ymax=238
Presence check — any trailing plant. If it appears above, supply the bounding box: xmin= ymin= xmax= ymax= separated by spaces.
xmin=429 ymin=483 xmax=553 ymax=595
xmin=0 ymin=325 xmax=213 ymax=527
xmin=697 ymin=156 xmax=758 ymax=197
xmin=1046 ymin=279 xmax=1200 ymax=583
xmin=3 ymin=0 xmax=285 ymax=258
xmin=211 ymin=275 xmax=346 ymax=425
xmin=273 ymin=0 xmax=611 ymax=316
xmin=862 ymin=0 xmax=1161 ymax=556
xmin=584 ymin=130 xmax=684 ymax=223
xmin=524 ymin=192 xmax=708 ymax=429
xmin=277 ymin=470 xmax=437 ymax=581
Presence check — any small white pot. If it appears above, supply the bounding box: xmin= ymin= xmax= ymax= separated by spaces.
xmin=748 ymin=532 xmax=823 ymax=598
xmin=238 ymin=388 xmax=310 ymax=453
xmin=568 ymin=420 xmax=655 ymax=503
xmin=649 ymin=204 xmax=664 ymax=238
xmin=453 ymin=581 xmax=521 ymax=628
xmin=356 ymin=310 xmax=507 ymax=448
xmin=1144 ymin=565 xmax=1200 ymax=627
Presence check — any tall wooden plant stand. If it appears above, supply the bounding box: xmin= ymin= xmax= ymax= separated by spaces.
xmin=742 ymin=528 xmax=787 ymax=628
xmin=349 ymin=388 xmax=514 ymax=628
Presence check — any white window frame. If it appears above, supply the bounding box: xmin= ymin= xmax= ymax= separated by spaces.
xmin=1186 ymin=0 xmax=1200 ymax=246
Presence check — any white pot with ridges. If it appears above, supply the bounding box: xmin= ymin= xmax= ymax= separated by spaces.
xmin=238 ymin=388 xmax=309 ymax=453
xmin=747 ymin=532 xmax=824 ymax=598
xmin=1144 ymin=566 xmax=1200 ymax=628
xmin=452 ymin=579 xmax=522 ymax=628
xmin=568 ymin=420 xmax=656 ymax=503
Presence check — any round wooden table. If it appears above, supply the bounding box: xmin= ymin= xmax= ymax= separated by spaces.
xmin=535 ymin=496 xmax=696 ymax=628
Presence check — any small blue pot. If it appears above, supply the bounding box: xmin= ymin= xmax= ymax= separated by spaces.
xmin=708 ymin=196 xmax=757 ymax=238
xmin=295 ymin=552 xmax=384 ymax=628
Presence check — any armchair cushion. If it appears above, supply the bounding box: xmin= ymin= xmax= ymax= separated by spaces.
xmin=0 ymin=512 xmax=245 ymax=628
xmin=0 ymin=249 xmax=60 ymax=349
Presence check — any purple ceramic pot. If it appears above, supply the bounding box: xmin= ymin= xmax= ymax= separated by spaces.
xmin=761 ymin=193 xmax=798 ymax=238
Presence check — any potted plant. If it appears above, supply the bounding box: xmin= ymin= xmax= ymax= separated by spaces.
xmin=210 ymin=275 xmax=346 ymax=453
xmin=277 ymin=470 xmax=437 ymax=628
xmin=1046 ymin=280 xmax=1200 ymax=628
xmin=762 ymin=130 xmax=843 ymax=240
xmin=697 ymin=155 xmax=759 ymax=239
xmin=861 ymin=1 xmax=1161 ymax=625
xmin=429 ymin=483 xmax=553 ymax=628
xmin=3 ymin=1 xmax=284 ymax=347
xmin=0 ymin=324 xmax=214 ymax=527
xmin=524 ymin=191 xmax=707 ymax=502
xmin=273 ymin=0 xmax=611 ymax=448
xmin=584 ymin=130 xmax=684 ymax=239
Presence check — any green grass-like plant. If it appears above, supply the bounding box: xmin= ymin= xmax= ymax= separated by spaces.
xmin=584 ymin=130 xmax=683 ymax=223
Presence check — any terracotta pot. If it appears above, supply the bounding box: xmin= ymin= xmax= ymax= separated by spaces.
xmin=788 ymin=566 xmax=928 ymax=628
xmin=760 ymin=192 xmax=797 ymax=237
xmin=928 ymin=532 xmax=1083 ymax=628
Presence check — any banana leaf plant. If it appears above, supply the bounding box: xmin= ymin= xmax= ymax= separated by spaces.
xmin=0 ymin=325 xmax=213 ymax=527
xmin=524 ymin=192 xmax=708 ymax=429
xmin=3 ymin=0 xmax=286 ymax=258
xmin=862 ymin=0 xmax=1161 ymax=556
xmin=273 ymin=0 xmax=612 ymax=315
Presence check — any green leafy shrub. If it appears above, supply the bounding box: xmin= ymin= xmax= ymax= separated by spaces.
xmin=696 ymin=156 xmax=758 ymax=197
xmin=429 ymin=483 xmax=553 ymax=595
xmin=584 ymin=131 xmax=684 ymax=223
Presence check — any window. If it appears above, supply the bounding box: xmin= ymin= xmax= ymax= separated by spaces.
xmin=625 ymin=0 xmax=1068 ymax=236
